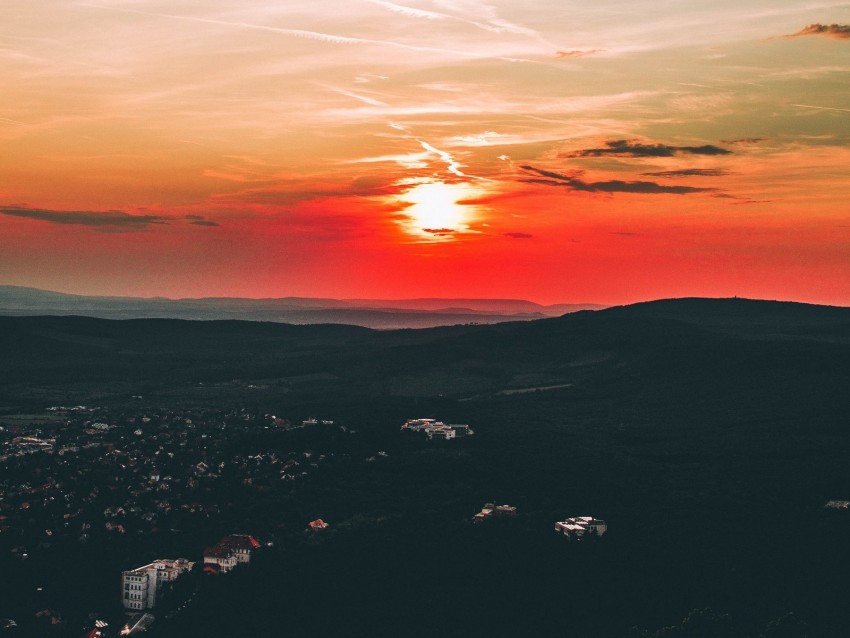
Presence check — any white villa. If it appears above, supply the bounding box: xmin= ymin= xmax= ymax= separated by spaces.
xmin=554 ymin=516 xmax=607 ymax=539
xmin=401 ymin=419 xmax=473 ymax=439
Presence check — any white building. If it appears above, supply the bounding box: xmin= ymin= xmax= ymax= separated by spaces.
xmin=400 ymin=418 xmax=438 ymax=432
xmin=554 ymin=516 xmax=607 ymax=539
xmin=425 ymin=426 xmax=456 ymax=440
xmin=121 ymin=558 xmax=194 ymax=611
xmin=473 ymin=503 xmax=518 ymax=522
xmin=402 ymin=419 xmax=474 ymax=440
xmin=203 ymin=534 xmax=261 ymax=574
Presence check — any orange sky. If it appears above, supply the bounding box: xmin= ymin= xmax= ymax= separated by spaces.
xmin=1 ymin=1 xmax=849 ymax=305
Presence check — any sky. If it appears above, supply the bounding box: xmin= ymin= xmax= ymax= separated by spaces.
xmin=1 ymin=1 xmax=849 ymax=305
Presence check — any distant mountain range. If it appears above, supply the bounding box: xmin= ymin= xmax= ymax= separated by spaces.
xmin=0 ymin=286 xmax=604 ymax=329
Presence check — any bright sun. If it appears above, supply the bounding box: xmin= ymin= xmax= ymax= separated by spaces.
xmin=400 ymin=180 xmax=479 ymax=239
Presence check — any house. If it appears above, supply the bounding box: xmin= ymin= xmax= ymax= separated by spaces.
xmin=309 ymin=519 xmax=329 ymax=531
xmin=202 ymin=545 xmax=235 ymax=574
xmin=121 ymin=558 xmax=194 ymax=610
xmin=448 ymin=424 xmax=473 ymax=437
xmin=203 ymin=534 xmax=260 ymax=574
xmin=425 ymin=426 xmax=456 ymax=440
xmin=825 ymin=500 xmax=850 ymax=509
xmin=554 ymin=516 xmax=607 ymax=539
xmin=473 ymin=503 xmax=517 ymax=522
xmin=400 ymin=418 xmax=438 ymax=432
xmin=402 ymin=419 xmax=473 ymax=440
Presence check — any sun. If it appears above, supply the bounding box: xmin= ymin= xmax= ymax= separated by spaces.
xmin=398 ymin=180 xmax=480 ymax=240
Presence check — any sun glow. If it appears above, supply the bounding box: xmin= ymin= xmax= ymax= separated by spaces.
xmin=397 ymin=180 xmax=481 ymax=240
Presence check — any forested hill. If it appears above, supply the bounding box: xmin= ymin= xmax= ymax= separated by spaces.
xmin=1 ymin=296 xmax=848 ymax=407
xmin=2 ymin=298 xmax=850 ymax=636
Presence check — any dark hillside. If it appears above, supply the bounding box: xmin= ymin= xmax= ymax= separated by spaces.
xmin=602 ymin=297 xmax=850 ymax=340
xmin=1 ymin=298 xmax=849 ymax=404
xmin=2 ymin=299 xmax=850 ymax=636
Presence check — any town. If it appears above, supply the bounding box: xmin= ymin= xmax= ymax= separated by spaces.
xmin=0 ymin=405 xmax=345 ymax=636
xmin=1 ymin=407 xmax=606 ymax=637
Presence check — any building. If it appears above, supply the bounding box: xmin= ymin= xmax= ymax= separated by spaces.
xmin=473 ymin=503 xmax=518 ymax=522
xmin=203 ymin=534 xmax=261 ymax=574
xmin=402 ymin=418 xmax=474 ymax=440
xmin=425 ymin=426 xmax=456 ymax=440
xmin=309 ymin=519 xmax=329 ymax=531
xmin=449 ymin=424 xmax=472 ymax=437
xmin=554 ymin=516 xmax=607 ymax=539
xmin=121 ymin=558 xmax=194 ymax=611
xmin=400 ymin=418 xmax=438 ymax=432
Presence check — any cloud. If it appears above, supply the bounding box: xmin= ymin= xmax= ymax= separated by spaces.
xmin=422 ymin=228 xmax=455 ymax=235
xmin=419 ymin=140 xmax=467 ymax=177
xmin=792 ymin=103 xmax=850 ymax=113
xmin=561 ymin=139 xmax=732 ymax=158
xmin=183 ymin=214 xmax=219 ymax=227
xmin=367 ymin=0 xmax=445 ymax=21
xmin=214 ymin=175 xmax=409 ymax=207
xmin=80 ymin=3 xmax=481 ymax=59
xmin=785 ymin=24 xmax=850 ymax=39
xmin=555 ymin=49 xmax=603 ymax=58
xmin=729 ymin=199 xmax=774 ymax=205
xmin=0 ymin=205 xmax=167 ymax=229
xmin=721 ymin=137 xmax=766 ymax=145
xmin=504 ymin=232 xmax=533 ymax=239
xmin=519 ymin=165 xmax=715 ymax=195
xmin=642 ymin=168 xmax=730 ymax=178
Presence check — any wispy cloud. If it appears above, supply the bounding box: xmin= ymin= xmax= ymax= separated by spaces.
xmin=792 ymin=103 xmax=850 ymax=113
xmin=211 ymin=175 xmax=409 ymax=207
xmin=79 ymin=3 xmax=482 ymax=59
xmin=561 ymin=139 xmax=732 ymax=158
xmin=642 ymin=168 xmax=730 ymax=178
xmin=0 ymin=205 xmax=167 ymax=230
xmin=367 ymin=1 xmax=447 ymax=21
xmin=785 ymin=23 xmax=850 ymax=39
xmin=520 ymin=166 xmax=716 ymax=195
xmin=422 ymin=227 xmax=455 ymax=236
xmin=720 ymin=138 xmax=766 ymax=145
xmin=318 ymin=84 xmax=389 ymax=107
xmin=419 ymin=140 xmax=466 ymax=177
xmin=504 ymin=232 xmax=533 ymax=239
xmin=555 ymin=49 xmax=603 ymax=58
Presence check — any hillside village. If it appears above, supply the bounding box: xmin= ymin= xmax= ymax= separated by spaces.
xmin=0 ymin=405 xmax=612 ymax=636
xmin=0 ymin=406 xmax=342 ymax=636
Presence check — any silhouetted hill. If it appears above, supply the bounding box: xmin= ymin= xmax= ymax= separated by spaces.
xmin=0 ymin=286 xmax=602 ymax=329
xmin=603 ymin=297 xmax=850 ymax=340
xmin=1 ymin=297 xmax=848 ymax=406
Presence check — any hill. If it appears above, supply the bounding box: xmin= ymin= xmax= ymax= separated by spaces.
xmin=1 ymin=296 xmax=848 ymax=406
xmin=1 ymin=298 xmax=850 ymax=637
xmin=0 ymin=286 xmax=604 ymax=330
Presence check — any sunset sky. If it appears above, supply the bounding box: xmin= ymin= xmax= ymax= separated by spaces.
xmin=2 ymin=1 xmax=849 ymax=304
